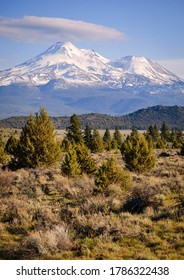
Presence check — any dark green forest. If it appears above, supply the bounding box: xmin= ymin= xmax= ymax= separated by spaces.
xmin=0 ymin=105 xmax=184 ymax=130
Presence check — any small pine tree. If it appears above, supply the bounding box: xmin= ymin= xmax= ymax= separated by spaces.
xmin=121 ymin=130 xmax=155 ymax=173
xmin=113 ymin=128 xmax=123 ymax=149
xmin=61 ymin=144 xmax=81 ymax=176
xmin=160 ymin=121 xmax=170 ymax=142
xmin=75 ymin=143 xmax=96 ymax=174
xmin=95 ymin=157 xmax=131 ymax=192
xmin=103 ymin=128 xmax=112 ymax=151
xmin=0 ymin=132 xmax=7 ymax=164
xmin=84 ymin=124 xmax=93 ymax=150
xmin=180 ymin=142 xmax=184 ymax=156
xmin=66 ymin=114 xmax=83 ymax=144
xmin=14 ymin=108 xmax=61 ymax=168
xmin=5 ymin=135 xmax=18 ymax=155
xmin=145 ymin=125 xmax=160 ymax=147
xmin=91 ymin=128 xmax=104 ymax=153
xmin=156 ymin=137 xmax=167 ymax=149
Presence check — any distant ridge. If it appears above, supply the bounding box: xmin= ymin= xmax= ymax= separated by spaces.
xmin=0 ymin=105 xmax=184 ymax=130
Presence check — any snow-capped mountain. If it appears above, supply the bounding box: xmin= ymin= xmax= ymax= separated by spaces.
xmin=0 ymin=42 xmax=184 ymax=118
xmin=0 ymin=42 xmax=182 ymax=89
xmin=110 ymin=56 xmax=181 ymax=85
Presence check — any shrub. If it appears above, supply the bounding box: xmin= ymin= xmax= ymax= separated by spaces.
xmin=180 ymin=142 xmax=184 ymax=156
xmin=13 ymin=108 xmax=61 ymax=168
xmin=0 ymin=132 xmax=7 ymax=164
xmin=91 ymin=128 xmax=104 ymax=153
xmin=61 ymin=144 xmax=81 ymax=176
xmin=121 ymin=130 xmax=155 ymax=173
xmin=122 ymin=185 xmax=163 ymax=214
xmin=5 ymin=135 xmax=18 ymax=155
xmin=95 ymin=157 xmax=132 ymax=193
xmin=66 ymin=114 xmax=84 ymax=144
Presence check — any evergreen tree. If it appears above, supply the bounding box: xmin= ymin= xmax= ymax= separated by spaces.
xmin=84 ymin=124 xmax=93 ymax=150
xmin=121 ymin=130 xmax=155 ymax=173
xmin=0 ymin=132 xmax=7 ymax=164
xmin=5 ymin=135 xmax=18 ymax=155
xmin=146 ymin=125 xmax=160 ymax=144
xmin=61 ymin=143 xmax=81 ymax=176
xmin=75 ymin=143 xmax=96 ymax=174
xmin=66 ymin=114 xmax=83 ymax=144
xmin=180 ymin=142 xmax=184 ymax=156
xmin=103 ymin=128 xmax=112 ymax=151
xmin=111 ymin=139 xmax=118 ymax=150
xmin=160 ymin=121 xmax=170 ymax=142
xmin=61 ymin=142 xmax=96 ymax=176
xmin=113 ymin=128 xmax=123 ymax=149
xmin=91 ymin=128 xmax=104 ymax=153
xmin=170 ymin=128 xmax=183 ymax=149
xmin=95 ymin=157 xmax=131 ymax=192
xmin=14 ymin=108 xmax=61 ymax=168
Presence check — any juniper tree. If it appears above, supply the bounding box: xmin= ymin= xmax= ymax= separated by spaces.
xmin=91 ymin=128 xmax=104 ymax=153
xmin=121 ymin=130 xmax=155 ymax=173
xmin=61 ymin=142 xmax=96 ymax=176
xmin=66 ymin=114 xmax=83 ymax=144
xmin=61 ymin=143 xmax=81 ymax=176
xmin=75 ymin=143 xmax=96 ymax=174
xmin=145 ymin=125 xmax=160 ymax=146
xmin=95 ymin=157 xmax=132 ymax=192
xmin=5 ymin=135 xmax=18 ymax=155
xmin=14 ymin=108 xmax=61 ymax=168
xmin=160 ymin=121 xmax=170 ymax=142
xmin=113 ymin=128 xmax=123 ymax=149
xmin=180 ymin=142 xmax=184 ymax=156
xmin=0 ymin=132 xmax=7 ymax=164
xmin=103 ymin=128 xmax=112 ymax=151
xmin=84 ymin=124 xmax=93 ymax=150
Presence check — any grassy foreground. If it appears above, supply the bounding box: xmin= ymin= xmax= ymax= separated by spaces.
xmin=0 ymin=149 xmax=183 ymax=260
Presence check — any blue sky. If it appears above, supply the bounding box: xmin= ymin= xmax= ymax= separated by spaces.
xmin=0 ymin=0 xmax=184 ymax=77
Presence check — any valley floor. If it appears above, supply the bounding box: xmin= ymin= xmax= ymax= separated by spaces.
xmin=0 ymin=149 xmax=183 ymax=260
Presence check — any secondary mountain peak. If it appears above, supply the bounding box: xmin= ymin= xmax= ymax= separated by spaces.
xmin=0 ymin=41 xmax=183 ymax=88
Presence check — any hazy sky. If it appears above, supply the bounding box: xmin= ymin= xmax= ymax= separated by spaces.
xmin=0 ymin=0 xmax=184 ymax=78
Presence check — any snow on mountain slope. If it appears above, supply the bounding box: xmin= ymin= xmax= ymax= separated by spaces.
xmin=110 ymin=56 xmax=182 ymax=85
xmin=0 ymin=42 xmax=183 ymax=89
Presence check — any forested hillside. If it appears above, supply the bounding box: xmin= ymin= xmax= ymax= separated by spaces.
xmin=0 ymin=105 xmax=184 ymax=130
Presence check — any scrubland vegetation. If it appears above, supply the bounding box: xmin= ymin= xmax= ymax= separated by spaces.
xmin=0 ymin=109 xmax=183 ymax=260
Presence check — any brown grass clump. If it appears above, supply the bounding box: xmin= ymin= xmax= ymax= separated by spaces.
xmin=0 ymin=147 xmax=183 ymax=260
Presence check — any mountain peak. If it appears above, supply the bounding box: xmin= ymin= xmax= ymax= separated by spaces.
xmin=0 ymin=42 xmax=183 ymax=88
xmin=44 ymin=41 xmax=80 ymax=55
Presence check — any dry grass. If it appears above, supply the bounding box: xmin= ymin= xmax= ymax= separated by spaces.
xmin=0 ymin=148 xmax=183 ymax=260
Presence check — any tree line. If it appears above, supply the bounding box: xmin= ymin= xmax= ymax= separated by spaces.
xmin=0 ymin=108 xmax=184 ymax=191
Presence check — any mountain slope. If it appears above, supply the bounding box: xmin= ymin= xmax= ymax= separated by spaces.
xmin=1 ymin=106 xmax=184 ymax=130
xmin=110 ymin=56 xmax=182 ymax=85
xmin=0 ymin=42 xmax=183 ymax=88
xmin=0 ymin=42 xmax=184 ymax=118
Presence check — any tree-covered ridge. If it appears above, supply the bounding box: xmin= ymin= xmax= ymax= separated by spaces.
xmin=0 ymin=105 xmax=184 ymax=130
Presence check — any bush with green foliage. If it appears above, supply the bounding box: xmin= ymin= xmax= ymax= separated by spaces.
xmin=113 ymin=128 xmax=123 ymax=149
xmin=61 ymin=142 xmax=96 ymax=176
xmin=91 ymin=128 xmax=104 ymax=153
xmin=5 ymin=135 xmax=18 ymax=155
xmin=66 ymin=114 xmax=84 ymax=144
xmin=0 ymin=132 xmax=7 ymax=164
xmin=95 ymin=157 xmax=132 ymax=193
xmin=75 ymin=143 xmax=96 ymax=175
xmin=103 ymin=129 xmax=112 ymax=151
xmin=84 ymin=124 xmax=93 ymax=150
xmin=121 ymin=130 xmax=155 ymax=173
xmin=180 ymin=142 xmax=184 ymax=156
xmin=160 ymin=121 xmax=170 ymax=142
xmin=61 ymin=143 xmax=81 ymax=176
xmin=13 ymin=108 xmax=61 ymax=168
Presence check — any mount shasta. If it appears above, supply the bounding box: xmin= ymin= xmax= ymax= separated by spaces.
xmin=0 ymin=42 xmax=184 ymax=118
